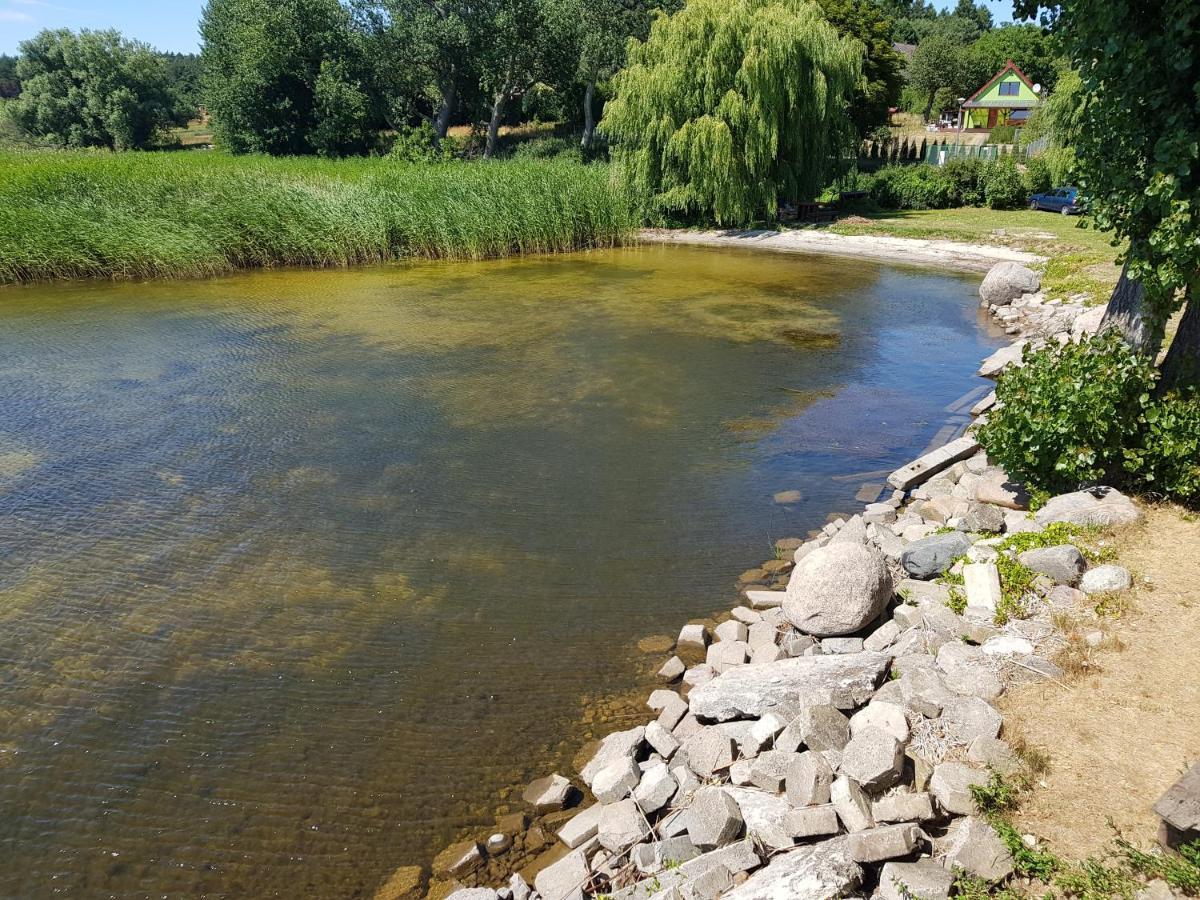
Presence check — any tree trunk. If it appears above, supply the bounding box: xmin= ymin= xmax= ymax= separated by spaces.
xmin=432 ymin=71 xmax=457 ymax=147
xmin=580 ymin=79 xmax=596 ymax=149
xmin=484 ymin=93 xmax=505 ymax=159
xmin=1157 ymin=286 xmax=1200 ymax=394
xmin=1099 ymin=260 xmax=1164 ymax=355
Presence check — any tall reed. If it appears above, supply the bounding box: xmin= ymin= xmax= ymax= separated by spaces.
xmin=0 ymin=151 xmax=637 ymax=284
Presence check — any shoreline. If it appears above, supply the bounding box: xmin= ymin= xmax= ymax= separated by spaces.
xmin=639 ymin=227 xmax=1046 ymax=273
xmin=391 ymin=245 xmax=1148 ymax=900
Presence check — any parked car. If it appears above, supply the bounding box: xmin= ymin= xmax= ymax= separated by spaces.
xmin=1028 ymin=186 xmax=1084 ymax=214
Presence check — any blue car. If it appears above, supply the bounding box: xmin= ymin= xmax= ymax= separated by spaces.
xmin=1028 ymin=186 xmax=1084 ymax=215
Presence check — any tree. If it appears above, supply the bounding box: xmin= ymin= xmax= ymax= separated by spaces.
xmin=952 ymin=0 xmax=993 ymax=35
xmin=966 ymin=24 xmax=1059 ymax=93
xmin=1016 ymin=0 xmax=1200 ymax=390
xmin=905 ymin=33 xmax=970 ymax=119
xmin=601 ymin=0 xmax=861 ymax=225
xmin=200 ymin=0 xmax=377 ymax=155
xmin=160 ymin=52 xmax=204 ymax=119
xmin=311 ymin=59 xmax=375 ymax=156
xmin=9 ymin=29 xmax=185 ymax=150
xmin=813 ymin=0 xmax=904 ymax=136
xmin=0 ymin=55 xmax=20 ymax=99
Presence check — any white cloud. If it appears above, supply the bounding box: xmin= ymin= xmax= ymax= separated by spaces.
xmin=0 ymin=9 xmax=36 ymax=21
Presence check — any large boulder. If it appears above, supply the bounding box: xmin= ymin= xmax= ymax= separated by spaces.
xmin=1018 ymin=545 xmax=1087 ymax=585
xmin=900 ymin=532 xmax=972 ymax=579
xmin=784 ymin=543 xmax=893 ymax=636
xmin=719 ymin=838 xmax=862 ymax=900
xmin=979 ymin=262 xmax=1041 ymax=307
xmin=687 ymin=652 xmax=891 ymax=721
xmin=1034 ymin=486 xmax=1142 ymax=528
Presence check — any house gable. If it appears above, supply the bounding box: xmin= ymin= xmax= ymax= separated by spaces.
xmin=966 ymin=60 xmax=1040 ymax=109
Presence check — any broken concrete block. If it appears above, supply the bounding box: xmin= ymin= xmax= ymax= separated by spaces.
xmin=930 ymin=762 xmax=987 ymax=816
xmin=839 ymin=726 xmax=904 ymax=793
xmin=593 ymin=756 xmax=642 ymax=804
xmin=634 ymin=762 xmax=678 ymax=814
xmin=534 ymin=846 xmax=590 ymax=900
xmin=686 ymin=787 xmax=744 ymax=850
xmin=786 ymin=750 xmax=834 ymax=807
xmin=657 ymin=656 xmax=686 ymax=683
xmin=784 ymin=804 xmax=841 ymax=839
xmin=749 ymin=749 xmax=798 ymax=793
xmin=872 ymin=791 xmax=935 ymax=823
xmin=849 ymin=701 xmax=910 ymax=743
xmin=847 ymin=822 xmax=921 ymax=863
xmin=718 ymin=837 xmax=863 ymax=900
xmin=831 ymin=775 xmax=875 ymax=832
xmin=879 ymin=860 xmax=953 ymax=900
xmin=682 ymin=728 xmax=735 ymax=778
xmin=523 ymin=773 xmax=574 ymax=812
xmin=935 ymin=815 xmax=1014 ymax=881
xmin=557 ymin=804 xmax=603 ymax=849
xmin=598 ymin=798 xmax=645 ymax=852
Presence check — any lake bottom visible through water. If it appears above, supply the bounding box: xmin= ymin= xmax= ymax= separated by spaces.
xmin=0 ymin=245 xmax=1004 ymax=897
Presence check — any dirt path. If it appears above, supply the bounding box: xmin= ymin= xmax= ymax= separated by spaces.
xmin=1003 ymin=504 xmax=1200 ymax=858
xmin=639 ymin=227 xmax=1045 ymax=272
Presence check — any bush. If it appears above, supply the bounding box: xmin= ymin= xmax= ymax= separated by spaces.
xmin=1125 ymin=390 xmax=1200 ymax=503
xmin=868 ymin=165 xmax=957 ymax=209
xmin=1043 ymin=146 xmax=1077 ymax=186
xmin=1023 ymin=155 xmax=1053 ymax=195
xmin=942 ymin=157 xmax=987 ymax=206
xmin=386 ymin=123 xmax=457 ymax=163
xmin=984 ymin=158 xmax=1028 ymax=209
xmin=509 ymin=136 xmax=581 ymax=162
xmin=988 ymin=124 xmax=1017 ymax=144
xmin=977 ymin=332 xmax=1157 ymax=497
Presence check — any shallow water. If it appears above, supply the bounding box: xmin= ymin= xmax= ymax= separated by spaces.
xmin=0 ymin=245 xmax=1003 ymax=897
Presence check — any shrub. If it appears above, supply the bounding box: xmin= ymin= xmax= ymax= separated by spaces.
xmin=868 ymin=164 xmax=957 ymax=209
xmin=1125 ymin=389 xmax=1200 ymax=503
xmin=942 ymin=157 xmax=987 ymax=206
xmin=977 ymin=332 xmax=1157 ymax=497
xmin=1043 ymin=145 xmax=1077 ymax=186
xmin=510 ymin=136 xmax=580 ymax=162
xmin=988 ymin=124 xmax=1017 ymax=144
xmin=386 ymin=123 xmax=457 ymax=163
xmin=1023 ymin=155 xmax=1053 ymax=195
xmin=984 ymin=158 xmax=1028 ymax=209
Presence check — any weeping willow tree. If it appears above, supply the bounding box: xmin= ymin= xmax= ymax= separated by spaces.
xmin=600 ymin=0 xmax=862 ymax=225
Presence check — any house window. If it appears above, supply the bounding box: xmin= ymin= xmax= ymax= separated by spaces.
xmin=999 ymin=81 xmax=1019 ymax=96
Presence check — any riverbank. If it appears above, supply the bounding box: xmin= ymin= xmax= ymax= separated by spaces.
xmin=0 ymin=151 xmax=635 ymax=284
xmin=400 ymin=251 xmax=1198 ymax=900
xmin=640 ymin=227 xmax=1045 ymax=273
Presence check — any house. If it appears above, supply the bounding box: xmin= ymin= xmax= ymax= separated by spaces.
xmin=957 ymin=59 xmax=1040 ymax=131
xmin=892 ymin=42 xmax=917 ymax=61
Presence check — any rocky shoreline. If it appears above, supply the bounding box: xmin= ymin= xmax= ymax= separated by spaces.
xmin=377 ymin=259 xmax=1151 ymax=900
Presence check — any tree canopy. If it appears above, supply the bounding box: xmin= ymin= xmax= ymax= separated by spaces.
xmin=601 ymin=0 xmax=861 ymax=225
xmin=814 ymin=0 xmax=904 ymax=136
xmin=8 ymin=29 xmax=185 ymax=150
xmin=966 ymin=24 xmax=1058 ymax=93
xmin=200 ymin=0 xmax=378 ymax=155
xmin=0 ymin=55 xmax=20 ymax=99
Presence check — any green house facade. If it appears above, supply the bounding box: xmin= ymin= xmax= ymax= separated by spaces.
xmin=958 ymin=60 xmax=1040 ymax=131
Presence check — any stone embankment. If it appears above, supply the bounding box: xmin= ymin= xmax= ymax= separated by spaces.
xmin=382 ymin=262 xmax=1160 ymax=900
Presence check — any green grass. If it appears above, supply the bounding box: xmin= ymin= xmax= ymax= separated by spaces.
xmin=830 ymin=206 xmax=1124 ymax=303
xmin=0 ymin=150 xmax=636 ymax=284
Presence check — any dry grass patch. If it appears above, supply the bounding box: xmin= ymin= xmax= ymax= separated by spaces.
xmin=1001 ymin=504 xmax=1200 ymax=859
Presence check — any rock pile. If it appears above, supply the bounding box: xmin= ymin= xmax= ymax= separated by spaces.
xmin=404 ymin=263 xmax=1143 ymax=900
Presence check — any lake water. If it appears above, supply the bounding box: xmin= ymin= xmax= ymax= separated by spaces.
xmin=0 ymin=245 xmax=1003 ymax=897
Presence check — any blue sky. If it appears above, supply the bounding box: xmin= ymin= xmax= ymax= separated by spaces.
xmin=0 ymin=0 xmax=1015 ymax=55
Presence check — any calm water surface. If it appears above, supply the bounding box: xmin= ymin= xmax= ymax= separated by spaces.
xmin=0 ymin=245 xmax=1003 ymax=897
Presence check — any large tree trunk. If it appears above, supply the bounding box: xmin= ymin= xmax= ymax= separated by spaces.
xmin=484 ymin=92 xmax=505 ymax=159
xmin=432 ymin=70 xmax=458 ymax=147
xmin=1099 ymin=260 xmax=1164 ymax=355
xmin=1157 ymin=286 xmax=1200 ymax=394
xmin=580 ymin=79 xmax=596 ymax=150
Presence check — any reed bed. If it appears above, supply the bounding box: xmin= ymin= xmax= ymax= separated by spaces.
xmin=0 ymin=151 xmax=638 ymax=284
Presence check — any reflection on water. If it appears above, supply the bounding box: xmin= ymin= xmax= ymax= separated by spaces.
xmin=0 ymin=245 xmax=1003 ymax=897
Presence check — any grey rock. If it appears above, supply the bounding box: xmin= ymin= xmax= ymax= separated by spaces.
xmin=534 ymin=847 xmax=590 ymax=900
xmin=784 ymin=804 xmax=841 ymax=839
xmin=634 ymin=763 xmax=678 ymax=814
xmin=847 ymin=822 xmax=921 ymax=863
xmin=645 ymin=721 xmax=681 ymax=760
xmin=935 ymin=815 xmax=1015 ymax=881
xmin=967 ymin=736 xmax=1021 ymax=776
xmin=681 ymin=728 xmax=735 ymax=778
xmin=447 ymin=890 xmax=500 ymax=900
xmin=839 ymin=726 xmax=904 ymax=793
xmin=941 ymin=696 xmax=1003 ymax=742
xmin=630 ymin=837 xmax=700 ymax=874
xmin=1046 ymin=584 xmax=1087 ymax=608
xmin=657 ymin=656 xmax=686 ymax=683
xmin=901 ymin=532 xmax=972 ymax=579
xmin=1019 ymin=545 xmax=1087 ymax=585
xmin=831 ymin=775 xmax=875 ymax=832
xmin=686 ymin=787 xmax=744 ymax=849
xmin=689 ymin=865 xmax=733 ymax=900
xmin=747 ymin=620 xmax=778 ymax=650
xmin=1154 ymin=761 xmax=1200 ymax=839
xmin=677 ymin=623 xmax=710 ymax=653
xmin=731 ymin=606 xmax=762 ymax=625
xmin=980 ymin=262 xmax=1041 ymax=306
xmin=823 ymin=637 xmax=865 ymax=654
xmin=729 ymin=759 xmax=754 ymax=786
xmin=899 ymin=668 xmax=958 ymax=718
xmin=783 ymin=543 xmax=894 ymax=637
xmin=978 ymin=341 xmax=1029 ymax=378
xmin=672 ymin=713 xmax=703 ymax=741
xmin=524 ymin=773 xmax=574 ymax=812
xmin=750 ymin=749 xmax=798 ymax=793
xmin=872 ymin=791 xmax=935 ymax=823
xmin=487 ymin=832 xmax=513 ymax=855
xmin=581 ymin=727 xmax=645 ymax=787
xmin=598 ymin=798 xmax=645 ymax=852
xmin=963 ymin=502 xmax=1006 ymax=533
xmin=1034 ymin=486 xmax=1142 ymax=528
xmin=1136 ymin=880 xmax=1182 ymax=900
xmin=714 ymin=620 xmax=749 ymax=643
xmin=750 ymin=643 xmax=786 ymax=665
xmin=609 ymin=841 xmax=760 ymax=900
xmin=726 ymin=786 xmax=795 ymax=850
xmin=930 ymin=762 xmax=987 ymax=815
xmin=787 ymin=751 xmax=834 ymax=807
xmin=878 ymin=860 xmax=953 ymax=900
xmin=707 ymin=640 xmax=750 ymax=672
xmin=829 ymin=515 xmax=869 ymax=546
xmin=782 ymin=704 xmax=851 ymax=753
xmin=593 ymin=756 xmax=642 ymax=804
xmin=654 ymin=693 xmax=689 ymax=731
xmin=744 ymin=589 xmax=787 ymax=609
xmin=435 ymin=840 xmax=485 ymax=878
xmin=864 ymin=620 xmax=901 ymax=653
xmin=557 ymin=804 xmax=603 ymax=849
xmin=849 ymin=701 xmax=910 ymax=743
xmin=509 ymin=873 xmax=532 ymax=900
xmin=1081 ymin=564 xmax=1132 ymax=594
xmin=719 ymin=838 xmax=862 ymax=900
xmin=687 ymin=653 xmax=890 ymax=721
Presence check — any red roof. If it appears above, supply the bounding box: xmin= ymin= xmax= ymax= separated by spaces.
xmin=966 ymin=59 xmax=1036 ymax=104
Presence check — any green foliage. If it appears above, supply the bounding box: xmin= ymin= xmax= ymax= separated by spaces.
xmin=0 ymin=54 xmax=19 ymax=99
xmin=994 ymin=553 xmax=1037 ymax=624
xmin=1055 ymin=838 xmax=1200 ymax=898
xmin=906 ymin=34 xmax=971 ymax=119
xmin=977 ymin=332 xmax=1157 ymax=496
xmin=0 ymin=151 xmax=636 ymax=284
xmin=988 ymin=125 xmax=1016 ymax=145
xmin=601 ymin=0 xmax=862 ymax=226
xmin=510 ymin=136 xmax=582 ymax=161
xmin=966 ymin=24 xmax=1060 ymax=94
xmin=385 ymin=123 xmax=458 ymax=163
xmin=1023 ymin=155 xmax=1052 ymax=195
xmin=200 ymin=0 xmax=378 ymax=155
xmin=1124 ymin=390 xmax=1200 ymax=504
xmin=984 ymin=158 xmax=1027 ymax=210
xmin=1021 ymin=68 xmax=1082 ymax=149
xmin=870 ymin=165 xmax=959 ymax=209
xmin=9 ymin=29 xmax=186 ymax=150
xmin=995 ymin=819 xmax=1062 ymax=881
xmin=998 ymin=521 xmax=1114 ymax=563
xmin=812 ymin=0 xmax=904 ymax=136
